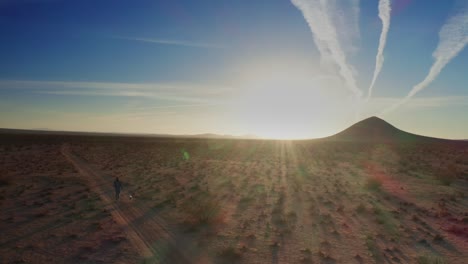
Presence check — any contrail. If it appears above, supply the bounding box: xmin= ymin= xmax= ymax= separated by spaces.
xmin=383 ymin=6 xmax=468 ymax=114
xmin=291 ymin=0 xmax=363 ymax=99
xmin=367 ymin=0 xmax=391 ymax=101
xmin=112 ymin=36 xmax=222 ymax=49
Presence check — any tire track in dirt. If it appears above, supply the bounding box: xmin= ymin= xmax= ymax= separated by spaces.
xmin=61 ymin=145 xmax=191 ymax=263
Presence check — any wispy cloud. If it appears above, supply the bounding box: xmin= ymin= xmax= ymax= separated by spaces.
xmin=372 ymin=96 xmax=468 ymax=109
xmin=35 ymin=90 xmax=212 ymax=103
xmin=0 ymin=79 xmax=227 ymax=92
xmin=0 ymin=80 xmax=159 ymax=90
xmin=136 ymin=103 xmax=226 ymax=110
xmin=367 ymin=0 xmax=391 ymax=100
xmin=0 ymin=79 xmax=231 ymax=104
xmin=383 ymin=4 xmax=468 ymax=114
xmin=291 ymin=0 xmax=363 ymax=99
xmin=90 ymin=110 xmax=181 ymax=121
xmin=112 ymin=36 xmax=223 ymax=49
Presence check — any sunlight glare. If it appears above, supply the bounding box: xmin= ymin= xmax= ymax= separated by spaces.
xmin=233 ymin=65 xmax=340 ymax=139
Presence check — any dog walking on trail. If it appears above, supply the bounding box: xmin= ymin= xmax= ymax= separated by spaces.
xmin=114 ymin=177 xmax=122 ymax=201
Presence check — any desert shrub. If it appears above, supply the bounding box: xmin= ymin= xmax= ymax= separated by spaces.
xmin=287 ymin=211 xmax=297 ymax=219
xmin=372 ymin=204 xmax=398 ymax=235
xmin=434 ymin=164 xmax=458 ymax=186
xmin=433 ymin=234 xmax=444 ymax=242
xmin=0 ymin=175 xmax=11 ymax=186
xmin=217 ymin=246 xmax=242 ymax=262
xmin=238 ymin=196 xmax=253 ymax=210
xmin=417 ymin=254 xmax=446 ymax=264
xmin=366 ymin=177 xmax=382 ymax=191
xmin=181 ymin=192 xmax=222 ymax=230
xmin=356 ymin=203 xmax=366 ymax=214
xmin=365 ymin=234 xmax=383 ymax=262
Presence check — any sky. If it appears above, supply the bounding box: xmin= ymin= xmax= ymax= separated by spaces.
xmin=0 ymin=0 xmax=467 ymax=139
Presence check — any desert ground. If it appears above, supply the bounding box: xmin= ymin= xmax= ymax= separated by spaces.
xmin=1 ymin=124 xmax=467 ymax=263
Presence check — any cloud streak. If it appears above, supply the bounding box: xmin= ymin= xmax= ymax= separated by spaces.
xmin=34 ymin=90 xmax=212 ymax=103
xmin=0 ymin=79 xmax=231 ymax=104
xmin=372 ymin=95 xmax=468 ymax=108
xmin=383 ymin=5 xmax=468 ymax=114
xmin=367 ymin=0 xmax=391 ymax=100
xmin=291 ymin=0 xmax=363 ymax=99
xmin=0 ymin=79 xmax=231 ymax=92
xmin=0 ymin=80 xmax=161 ymax=90
xmin=112 ymin=36 xmax=223 ymax=49
xmin=136 ymin=103 xmax=226 ymax=110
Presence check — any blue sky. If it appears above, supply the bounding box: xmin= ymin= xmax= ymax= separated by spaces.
xmin=0 ymin=0 xmax=467 ymax=139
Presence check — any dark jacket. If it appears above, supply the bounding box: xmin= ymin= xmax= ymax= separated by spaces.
xmin=114 ymin=180 xmax=122 ymax=191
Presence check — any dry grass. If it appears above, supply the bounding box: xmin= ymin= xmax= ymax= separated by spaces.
xmin=1 ymin=133 xmax=467 ymax=263
xmin=417 ymin=254 xmax=447 ymax=264
xmin=0 ymin=140 xmax=139 ymax=263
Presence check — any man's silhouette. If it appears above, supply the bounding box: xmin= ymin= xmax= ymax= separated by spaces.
xmin=114 ymin=177 xmax=122 ymax=201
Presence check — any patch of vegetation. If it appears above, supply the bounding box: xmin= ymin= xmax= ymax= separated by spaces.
xmin=365 ymin=234 xmax=382 ymax=263
xmin=434 ymin=164 xmax=458 ymax=186
xmin=153 ymin=198 xmax=173 ymax=209
xmin=317 ymin=249 xmax=335 ymax=261
xmin=252 ymin=184 xmax=266 ymax=194
xmin=0 ymin=175 xmax=12 ymax=186
xmin=238 ymin=195 xmax=254 ymax=210
xmin=417 ymin=254 xmax=446 ymax=264
xmin=372 ymin=204 xmax=397 ymax=235
xmin=355 ymin=203 xmax=366 ymax=214
xmin=366 ymin=177 xmax=382 ymax=191
xmin=433 ymin=234 xmax=444 ymax=243
xmin=180 ymin=191 xmax=222 ymax=231
xmin=217 ymin=246 xmax=242 ymax=263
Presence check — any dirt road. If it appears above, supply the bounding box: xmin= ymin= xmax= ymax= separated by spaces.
xmin=61 ymin=145 xmax=192 ymax=264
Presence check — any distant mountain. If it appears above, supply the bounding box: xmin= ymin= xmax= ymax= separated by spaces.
xmin=0 ymin=128 xmax=77 ymax=135
xmin=0 ymin=128 xmax=258 ymax=140
xmin=191 ymin=133 xmax=259 ymax=139
xmin=326 ymin=116 xmax=447 ymax=142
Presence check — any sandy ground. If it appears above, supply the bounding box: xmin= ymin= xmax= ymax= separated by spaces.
xmin=1 ymin=134 xmax=467 ymax=263
xmin=0 ymin=142 xmax=139 ymax=263
xmin=62 ymin=144 xmax=192 ymax=263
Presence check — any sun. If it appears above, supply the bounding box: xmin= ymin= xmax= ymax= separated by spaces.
xmin=232 ymin=65 xmax=337 ymax=139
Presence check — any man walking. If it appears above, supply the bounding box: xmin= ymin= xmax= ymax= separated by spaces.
xmin=114 ymin=177 xmax=122 ymax=201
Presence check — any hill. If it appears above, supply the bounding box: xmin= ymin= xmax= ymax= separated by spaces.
xmin=326 ymin=116 xmax=447 ymax=142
